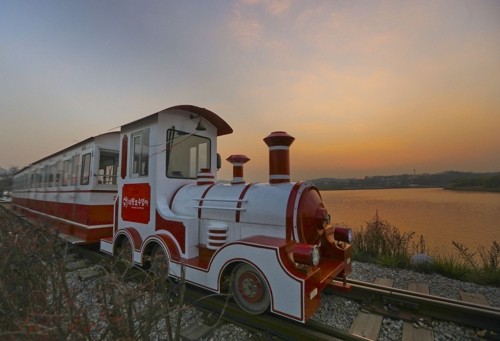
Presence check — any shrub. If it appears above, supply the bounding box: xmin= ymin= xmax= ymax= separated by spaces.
xmin=352 ymin=211 xmax=414 ymax=267
xmin=449 ymin=240 xmax=500 ymax=285
xmin=0 ymin=209 xmax=90 ymax=339
xmin=0 ymin=207 xmax=221 ymax=340
xmin=348 ymin=209 xmax=499 ymax=285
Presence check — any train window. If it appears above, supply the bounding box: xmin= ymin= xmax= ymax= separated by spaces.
xmin=81 ymin=153 xmax=91 ymax=185
xmin=166 ymin=129 xmax=210 ymax=179
xmin=43 ymin=165 xmax=48 ymax=188
xmin=71 ymin=155 xmax=79 ymax=186
xmin=55 ymin=161 xmax=61 ymax=187
xmin=132 ymin=130 xmax=149 ymax=177
xmin=131 ymin=129 xmax=149 ymax=177
xmin=36 ymin=171 xmax=42 ymax=188
xmin=62 ymin=160 xmax=71 ymax=186
xmin=98 ymin=149 xmax=118 ymax=185
xmin=48 ymin=164 xmax=55 ymax=187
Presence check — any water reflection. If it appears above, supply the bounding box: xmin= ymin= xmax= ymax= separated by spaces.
xmin=322 ymin=188 xmax=500 ymax=252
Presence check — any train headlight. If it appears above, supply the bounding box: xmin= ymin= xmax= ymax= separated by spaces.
xmin=293 ymin=244 xmax=321 ymax=267
xmin=333 ymin=227 xmax=353 ymax=244
xmin=311 ymin=245 xmax=320 ymax=267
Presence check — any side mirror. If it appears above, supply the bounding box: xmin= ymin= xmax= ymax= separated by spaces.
xmin=217 ymin=153 xmax=222 ymax=171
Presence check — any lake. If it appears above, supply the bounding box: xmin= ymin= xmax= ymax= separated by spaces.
xmin=321 ymin=188 xmax=500 ymax=254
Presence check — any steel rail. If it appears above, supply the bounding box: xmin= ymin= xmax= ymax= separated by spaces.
xmin=68 ymin=242 xmax=364 ymax=341
xmin=5 ymin=205 xmax=497 ymax=337
xmin=330 ymin=278 xmax=500 ymax=333
xmin=188 ymin=288 xmax=371 ymax=341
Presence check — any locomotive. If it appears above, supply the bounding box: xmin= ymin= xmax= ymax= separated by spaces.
xmin=12 ymin=105 xmax=352 ymax=322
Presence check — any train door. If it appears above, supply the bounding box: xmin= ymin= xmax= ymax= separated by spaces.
xmin=119 ymin=128 xmax=152 ymax=228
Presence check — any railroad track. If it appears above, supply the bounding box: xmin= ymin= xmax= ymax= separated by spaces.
xmin=334 ymin=278 xmax=500 ymax=333
xmin=323 ymin=277 xmax=500 ymax=340
xmin=70 ymin=244 xmax=500 ymax=340
xmin=184 ymin=287 xmax=360 ymax=341
xmin=2 ymin=204 xmax=499 ymax=340
xmin=215 ymin=276 xmax=500 ymax=340
xmin=70 ymin=244 xmax=361 ymax=340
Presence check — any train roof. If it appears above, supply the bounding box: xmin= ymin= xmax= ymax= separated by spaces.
xmin=16 ymin=131 xmax=120 ymax=174
xmin=121 ymin=105 xmax=233 ymax=136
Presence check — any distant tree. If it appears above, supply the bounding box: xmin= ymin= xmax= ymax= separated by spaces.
xmin=0 ymin=166 xmax=17 ymax=194
xmin=483 ymin=174 xmax=500 ymax=189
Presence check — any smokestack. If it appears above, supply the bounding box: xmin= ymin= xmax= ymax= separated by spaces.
xmin=226 ymin=154 xmax=250 ymax=184
xmin=263 ymin=131 xmax=295 ymax=184
xmin=197 ymin=168 xmax=215 ymax=185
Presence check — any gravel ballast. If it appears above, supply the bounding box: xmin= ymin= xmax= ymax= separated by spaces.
xmin=66 ymin=257 xmax=499 ymax=341
xmin=313 ymin=261 xmax=499 ymax=341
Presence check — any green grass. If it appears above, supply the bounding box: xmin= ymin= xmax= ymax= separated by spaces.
xmin=349 ymin=211 xmax=499 ymax=286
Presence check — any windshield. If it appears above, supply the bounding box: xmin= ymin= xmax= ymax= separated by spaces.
xmin=166 ymin=129 xmax=210 ymax=179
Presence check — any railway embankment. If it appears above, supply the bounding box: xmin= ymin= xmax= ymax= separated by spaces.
xmin=1 ymin=204 xmax=498 ymax=340
xmin=0 ymin=204 xmax=229 ymax=340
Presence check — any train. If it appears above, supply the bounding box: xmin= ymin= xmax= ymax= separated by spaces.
xmin=11 ymin=105 xmax=352 ymax=322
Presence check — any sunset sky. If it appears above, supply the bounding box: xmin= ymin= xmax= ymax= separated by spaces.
xmin=1 ymin=0 xmax=499 ymax=182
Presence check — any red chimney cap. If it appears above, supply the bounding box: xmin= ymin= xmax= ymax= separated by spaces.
xmin=263 ymin=131 xmax=295 ymax=147
xmin=226 ymin=154 xmax=250 ymax=164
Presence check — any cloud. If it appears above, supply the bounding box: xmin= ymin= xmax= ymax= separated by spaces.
xmin=229 ymin=0 xmax=290 ymax=48
xmin=229 ymin=6 xmax=263 ymax=47
xmin=265 ymin=0 xmax=290 ymax=15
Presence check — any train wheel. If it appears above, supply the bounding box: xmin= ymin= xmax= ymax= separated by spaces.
xmin=231 ymin=264 xmax=270 ymax=315
xmin=117 ymin=238 xmax=133 ymax=268
xmin=150 ymin=245 xmax=169 ymax=277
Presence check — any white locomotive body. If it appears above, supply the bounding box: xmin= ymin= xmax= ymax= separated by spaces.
xmin=13 ymin=105 xmax=352 ymax=322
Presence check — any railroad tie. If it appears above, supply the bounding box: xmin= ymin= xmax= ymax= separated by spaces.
xmin=179 ymin=317 xmax=213 ymax=341
xmin=349 ymin=278 xmax=394 ymax=340
xmin=459 ymin=291 xmax=491 ymax=307
xmin=459 ymin=290 xmax=493 ymax=338
xmin=402 ymin=282 xmax=433 ymax=341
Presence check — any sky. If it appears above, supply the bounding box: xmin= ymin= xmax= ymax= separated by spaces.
xmin=1 ymin=0 xmax=499 ymax=182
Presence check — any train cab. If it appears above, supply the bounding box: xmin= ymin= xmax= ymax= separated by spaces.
xmin=100 ymin=105 xmax=233 ymax=259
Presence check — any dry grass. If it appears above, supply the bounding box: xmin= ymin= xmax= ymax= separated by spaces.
xmin=350 ymin=211 xmax=499 ymax=285
xmin=0 ymin=207 xmax=219 ymax=340
xmin=351 ymin=211 xmax=415 ymax=267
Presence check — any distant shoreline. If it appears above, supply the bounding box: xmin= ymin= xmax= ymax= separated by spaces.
xmin=318 ymin=186 xmax=500 ymax=193
xmin=311 ymin=170 xmax=500 ymax=193
xmin=319 ymin=186 xmax=436 ymax=191
xmin=443 ymin=186 xmax=500 ymax=193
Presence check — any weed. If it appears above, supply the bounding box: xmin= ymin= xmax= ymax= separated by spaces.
xmin=0 ymin=209 xmax=90 ymax=339
xmin=449 ymin=240 xmax=500 ymax=285
xmin=0 ymin=206 xmax=228 ymax=340
xmin=352 ymin=211 xmax=414 ymax=266
xmin=430 ymin=250 xmax=472 ymax=280
xmin=478 ymin=241 xmax=500 ymax=271
xmin=347 ymin=210 xmax=499 ymax=285
xmin=451 ymin=241 xmax=479 ymax=270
